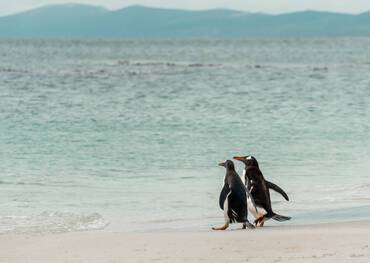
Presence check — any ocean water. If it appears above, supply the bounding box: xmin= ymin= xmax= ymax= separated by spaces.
xmin=0 ymin=39 xmax=370 ymax=233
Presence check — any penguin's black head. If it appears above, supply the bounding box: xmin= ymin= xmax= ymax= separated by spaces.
xmin=233 ymin=155 xmax=259 ymax=167
xmin=218 ymin=160 xmax=235 ymax=170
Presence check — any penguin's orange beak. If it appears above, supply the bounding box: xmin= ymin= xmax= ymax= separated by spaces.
xmin=233 ymin=156 xmax=244 ymax=161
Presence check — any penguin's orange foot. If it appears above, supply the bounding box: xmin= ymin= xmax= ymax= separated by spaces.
xmin=212 ymin=223 xmax=229 ymax=230
xmin=254 ymin=216 xmax=265 ymax=227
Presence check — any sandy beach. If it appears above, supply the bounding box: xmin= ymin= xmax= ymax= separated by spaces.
xmin=1 ymin=220 xmax=370 ymax=263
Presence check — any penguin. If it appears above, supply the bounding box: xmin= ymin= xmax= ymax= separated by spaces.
xmin=212 ymin=160 xmax=255 ymax=230
xmin=234 ymin=155 xmax=290 ymax=201
xmin=233 ymin=156 xmax=291 ymax=227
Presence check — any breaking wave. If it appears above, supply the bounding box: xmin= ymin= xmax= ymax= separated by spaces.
xmin=0 ymin=211 xmax=108 ymax=234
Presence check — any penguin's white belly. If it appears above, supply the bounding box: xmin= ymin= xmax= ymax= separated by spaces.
xmin=247 ymin=196 xmax=267 ymax=219
xmin=223 ymin=193 xmax=231 ymax=222
xmin=242 ymin=169 xmax=246 ymax=185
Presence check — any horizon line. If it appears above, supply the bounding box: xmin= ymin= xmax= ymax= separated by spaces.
xmin=1 ymin=3 xmax=369 ymax=18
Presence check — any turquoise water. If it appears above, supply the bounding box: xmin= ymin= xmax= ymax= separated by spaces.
xmin=0 ymin=39 xmax=370 ymax=233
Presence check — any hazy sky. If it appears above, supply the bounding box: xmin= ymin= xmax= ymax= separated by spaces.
xmin=2 ymin=0 xmax=370 ymax=16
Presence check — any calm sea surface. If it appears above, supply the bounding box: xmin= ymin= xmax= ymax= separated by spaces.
xmin=0 ymin=39 xmax=370 ymax=233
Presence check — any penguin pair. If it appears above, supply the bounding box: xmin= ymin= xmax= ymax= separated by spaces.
xmin=213 ymin=156 xmax=290 ymax=231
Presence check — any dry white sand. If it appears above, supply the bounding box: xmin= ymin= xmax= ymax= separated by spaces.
xmin=1 ymin=220 xmax=370 ymax=263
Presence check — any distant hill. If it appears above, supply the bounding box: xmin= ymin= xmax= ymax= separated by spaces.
xmin=1 ymin=4 xmax=370 ymax=38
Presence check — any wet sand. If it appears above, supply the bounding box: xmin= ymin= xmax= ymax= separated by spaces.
xmin=1 ymin=220 xmax=370 ymax=263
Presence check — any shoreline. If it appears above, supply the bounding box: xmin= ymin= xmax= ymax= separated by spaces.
xmin=1 ymin=220 xmax=370 ymax=263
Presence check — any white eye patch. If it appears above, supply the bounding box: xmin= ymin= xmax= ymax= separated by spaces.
xmin=246 ymin=156 xmax=253 ymax=160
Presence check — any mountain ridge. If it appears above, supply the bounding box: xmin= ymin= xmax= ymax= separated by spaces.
xmin=1 ymin=4 xmax=370 ymax=38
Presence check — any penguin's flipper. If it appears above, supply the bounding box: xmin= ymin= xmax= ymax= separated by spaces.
xmin=271 ymin=214 xmax=291 ymax=222
xmin=266 ymin=181 xmax=289 ymax=201
xmin=219 ymin=183 xmax=230 ymax=210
